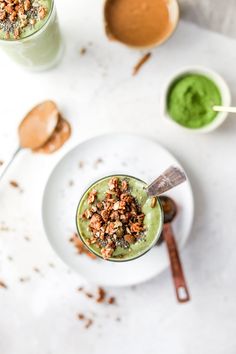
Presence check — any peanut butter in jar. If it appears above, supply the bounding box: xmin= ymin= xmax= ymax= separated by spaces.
xmin=104 ymin=0 xmax=179 ymax=49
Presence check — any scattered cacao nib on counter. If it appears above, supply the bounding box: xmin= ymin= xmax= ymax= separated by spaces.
xmin=77 ymin=286 xmax=116 ymax=305
xmin=70 ymin=233 xmax=97 ymax=260
xmin=0 ymin=280 xmax=7 ymax=289
xmin=133 ymin=52 xmax=152 ymax=76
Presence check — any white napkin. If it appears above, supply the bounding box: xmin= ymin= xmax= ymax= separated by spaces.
xmin=179 ymin=0 xmax=236 ymax=38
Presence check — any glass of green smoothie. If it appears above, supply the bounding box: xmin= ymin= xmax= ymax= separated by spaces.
xmin=0 ymin=0 xmax=63 ymax=71
xmin=76 ymin=175 xmax=164 ymax=262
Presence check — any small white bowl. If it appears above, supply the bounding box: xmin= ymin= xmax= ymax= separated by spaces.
xmin=161 ymin=66 xmax=231 ymax=133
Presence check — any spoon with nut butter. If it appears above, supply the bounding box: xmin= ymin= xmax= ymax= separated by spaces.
xmin=0 ymin=101 xmax=59 ymax=182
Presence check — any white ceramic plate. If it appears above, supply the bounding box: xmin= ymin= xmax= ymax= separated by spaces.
xmin=42 ymin=134 xmax=194 ymax=287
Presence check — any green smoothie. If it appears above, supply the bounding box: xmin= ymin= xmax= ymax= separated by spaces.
xmin=167 ymin=74 xmax=222 ymax=129
xmin=0 ymin=0 xmax=62 ymax=70
xmin=76 ymin=175 xmax=163 ymax=262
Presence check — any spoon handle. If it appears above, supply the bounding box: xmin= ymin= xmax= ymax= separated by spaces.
xmin=163 ymin=223 xmax=190 ymax=303
xmin=0 ymin=146 xmax=22 ymax=182
xmin=212 ymin=105 xmax=236 ymax=113
xmin=147 ymin=166 xmax=186 ymax=197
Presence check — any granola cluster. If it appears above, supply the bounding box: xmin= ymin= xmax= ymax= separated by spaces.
xmin=82 ymin=177 xmax=146 ymax=260
xmin=0 ymin=0 xmax=47 ymax=39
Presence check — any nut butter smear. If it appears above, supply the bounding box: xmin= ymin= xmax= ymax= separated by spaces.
xmin=19 ymin=101 xmax=59 ymax=149
xmin=35 ymin=114 xmax=71 ymax=154
xmin=18 ymin=100 xmax=71 ymax=153
xmin=105 ymin=0 xmax=173 ymax=47
xmin=0 ymin=100 xmax=71 ymax=182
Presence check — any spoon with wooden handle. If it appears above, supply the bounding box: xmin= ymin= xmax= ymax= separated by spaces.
xmin=159 ymin=196 xmax=190 ymax=303
xmin=146 ymin=166 xmax=189 ymax=302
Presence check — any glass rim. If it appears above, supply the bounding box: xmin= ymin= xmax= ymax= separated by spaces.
xmin=0 ymin=0 xmax=55 ymax=43
xmin=75 ymin=174 xmax=164 ymax=263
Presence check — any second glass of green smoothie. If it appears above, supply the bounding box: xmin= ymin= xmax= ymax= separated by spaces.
xmin=0 ymin=0 xmax=63 ymax=71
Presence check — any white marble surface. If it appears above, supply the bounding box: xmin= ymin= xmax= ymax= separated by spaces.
xmin=1 ymin=1 xmax=236 ymax=353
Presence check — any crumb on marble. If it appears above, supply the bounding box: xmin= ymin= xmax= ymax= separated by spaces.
xmin=133 ymin=52 xmax=152 ymax=76
xmin=77 ymin=286 xmax=116 ymax=306
xmin=78 ymin=313 xmax=85 ymax=320
xmin=85 ymin=318 xmax=93 ymax=329
xmin=96 ymin=287 xmax=106 ymax=303
xmin=69 ymin=233 xmax=97 ymax=260
xmin=24 ymin=236 xmax=31 ymax=242
xmin=77 ymin=313 xmax=93 ymax=329
xmin=0 ymin=280 xmax=7 ymax=289
xmin=80 ymin=47 xmax=87 ymax=55
xmin=9 ymin=180 xmax=19 ymax=188
xmin=9 ymin=180 xmax=23 ymax=192
xmin=93 ymin=158 xmax=103 ymax=169
xmin=19 ymin=277 xmax=30 ymax=283
xmin=108 ymin=296 xmax=116 ymax=305
xmin=33 ymin=267 xmax=41 ymax=273
xmin=78 ymin=161 xmax=84 ymax=169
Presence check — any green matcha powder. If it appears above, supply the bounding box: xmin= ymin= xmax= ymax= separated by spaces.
xmin=167 ymin=74 xmax=222 ymax=129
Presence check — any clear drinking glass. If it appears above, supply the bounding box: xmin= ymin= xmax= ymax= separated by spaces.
xmin=0 ymin=0 xmax=63 ymax=71
xmin=76 ymin=174 xmax=164 ymax=263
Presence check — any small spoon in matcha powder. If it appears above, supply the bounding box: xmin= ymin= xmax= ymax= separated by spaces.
xmin=212 ymin=105 xmax=236 ymax=113
xmin=0 ymin=101 xmax=59 ymax=182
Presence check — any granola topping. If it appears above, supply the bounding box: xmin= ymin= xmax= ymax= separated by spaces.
xmin=81 ymin=177 xmax=146 ymax=260
xmin=151 ymin=196 xmax=157 ymax=208
xmin=0 ymin=0 xmax=48 ymax=40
